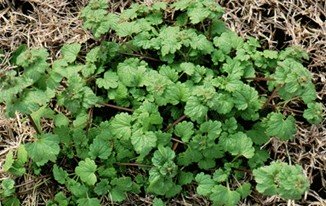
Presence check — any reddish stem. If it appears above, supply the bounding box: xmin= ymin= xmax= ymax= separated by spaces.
xmin=100 ymin=103 xmax=134 ymax=112
xmin=263 ymin=86 xmax=280 ymax=108
xmin=245 ymin=77 xmax=274 ymax=82
xmin=164 ymin=115 xmax=187 ymax=132
xmin=116 ymin=162 xmax=151 ymax=168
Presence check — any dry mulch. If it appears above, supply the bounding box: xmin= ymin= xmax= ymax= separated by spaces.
xmin=0 ymin=0 xmax=325 ymax=205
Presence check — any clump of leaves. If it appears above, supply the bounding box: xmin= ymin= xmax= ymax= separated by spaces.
xmin=0 ymin=0 xmax=323 ymax=205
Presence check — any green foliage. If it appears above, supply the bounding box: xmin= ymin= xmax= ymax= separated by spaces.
xmin=195 ymin=172 xmax=243 ymax=206
xmin=303 ymin=102 xmax=324 ymax=124
xmin=1 ymin=0 xmax=322 ymax=205
xmin=25 ymin=133 xmax=60 ymax=166
xmin=262 ymin=112 xmax=297 ymax=141
xmin=3 ymin=145 xmax=28 ymax=176
xmin=253 ymin=161 xmax=310 ymax=200
xmin=75 ymin=159 xmax=97 ymax=185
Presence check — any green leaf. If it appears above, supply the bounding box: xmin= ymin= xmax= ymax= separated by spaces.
xmin=174 ymin=121 xmax=194 ymax=142
xmin=246 ymin=123 xmax=270 ymax=145
xmin=110 ymin=177 xmax=134 ymax=202
xmin=96 ymin=71 xmax=119 ymax=89
xmin=53 ymin=164 xmax=68 ymax=184
xmin=89 ymin=135 xmax=112 ymax=159
xmin=198 ymin=158 xmax=216 ymax=169
xmin=54 ymin=113 xmax=70 ymax=127
xmin=185 ymin=96 xmax=208 ymax=122
xmin=213 ymin=31 xmax=243 ymax=54
xmin=209 ymin=93 xmax=234 ymax=115
xmin=16 ymin=144 xmax=28 ymax=165
xmin=75 ymin=158 xmax=97 ymax=185
xmin=109 ymin=113 xmax=132 ymax=139
xmin=172 ymin=0 xmax=193 ymax=10
xmin=61 ymin=43 xmax=81 ymax=63
xmin=188 ymin=5 xmax=211 ymax=24
xmin=2 ymin=197 xmax=20 ymax=206
xmin=3 ymin=150 xmax=14 ymax=171
xmin=54 ymin=192 xmax=69 ymax=206
xmin=212 ymin=168 xmax=229 ymax=183
xmin=115 ymin=21 xmax=141 ymax=37
xmin=303 ymin=102 xmax=324 ymax=124
xmin=117 ymin=58 xmax=147 ymax=87
xmin=1 ymin=178 xmax=15 ymax=197
xmin=77 ymin=197 xmax=100 ymax=206
xmin=66 ymin=179 xmax=89 ymax=198
xmin=133 ymin=101 xmax=163 ymax=129
xmin=248 ymin=149 xmax=269 ymax=169
xmin=131 ymin=130 xmax=157 ymax=156
xmin=165 ymin=82 xmax=190 ymax=104
xmin=269 ymin=58 xmax=314 ymax=102
xmin=153 ymin=198 xmax=165 ymax=206
xmin=219 ymin=132 xmax=255 ymax=158
xmin=157 ymin=26 xmax=183 ymax=56
xmin=110 ymin=188 xmax=126 ymax=202
xmin=195 ymin=173 xmax=215 ymax=196
xmin=152 ymin=146 xmax=176 ymax=167
xmin=263 ymin=112 xmax=297 ymax=141
xmin=178 ymin=171 xmax=194 ymax=185
xmin=94 ymin=179 xmax=110 ymax=195
xmin=236 ymin=183 xmax=252 ymax=199
xmin=199 ymin=120 xmax=222 ymax=139
xmin=210 ymin=185 xmax=241 ymax=206
xmin=253 ymin=161 xmax=309 ymax=200
xmin=30 ymin=106 xmax=55 ymax=132
xmin=232 ymin=84 xmax=261 ymax=111
xmin=25 ymin=133 xmax=60 ymax=166
xmin=277 ymin=165 xmax=310 ymax=200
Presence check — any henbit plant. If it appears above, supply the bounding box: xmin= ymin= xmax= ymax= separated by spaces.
xmin=0 ymin=0 xmax=323 ymax=205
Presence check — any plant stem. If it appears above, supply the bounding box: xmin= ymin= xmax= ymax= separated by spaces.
xmin=171 ymin=137 xmax=184 ymax=144
xmin=28 ymin=115 xmax=41 ymax=134
xmin=119 ymin=52 xmax=161 ymax=62
xmin=115 ymin=162 xmax=151 ymax=168
xmin=245 ymin=77 xmax=274 ymax=82
xmin=263 ymin=85 xmax=281 ymax=108
xmin=164 ymin=115 xmax=187 ymax=132
xmin=100 ymin=103 xmax=134 ymax=112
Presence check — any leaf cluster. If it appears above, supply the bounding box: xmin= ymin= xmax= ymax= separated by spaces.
xmin=1 ymin=0 xmax=323 ymax=205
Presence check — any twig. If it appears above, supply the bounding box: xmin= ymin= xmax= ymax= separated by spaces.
xmin=100 ymin=103 xmax=134 ymax=112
